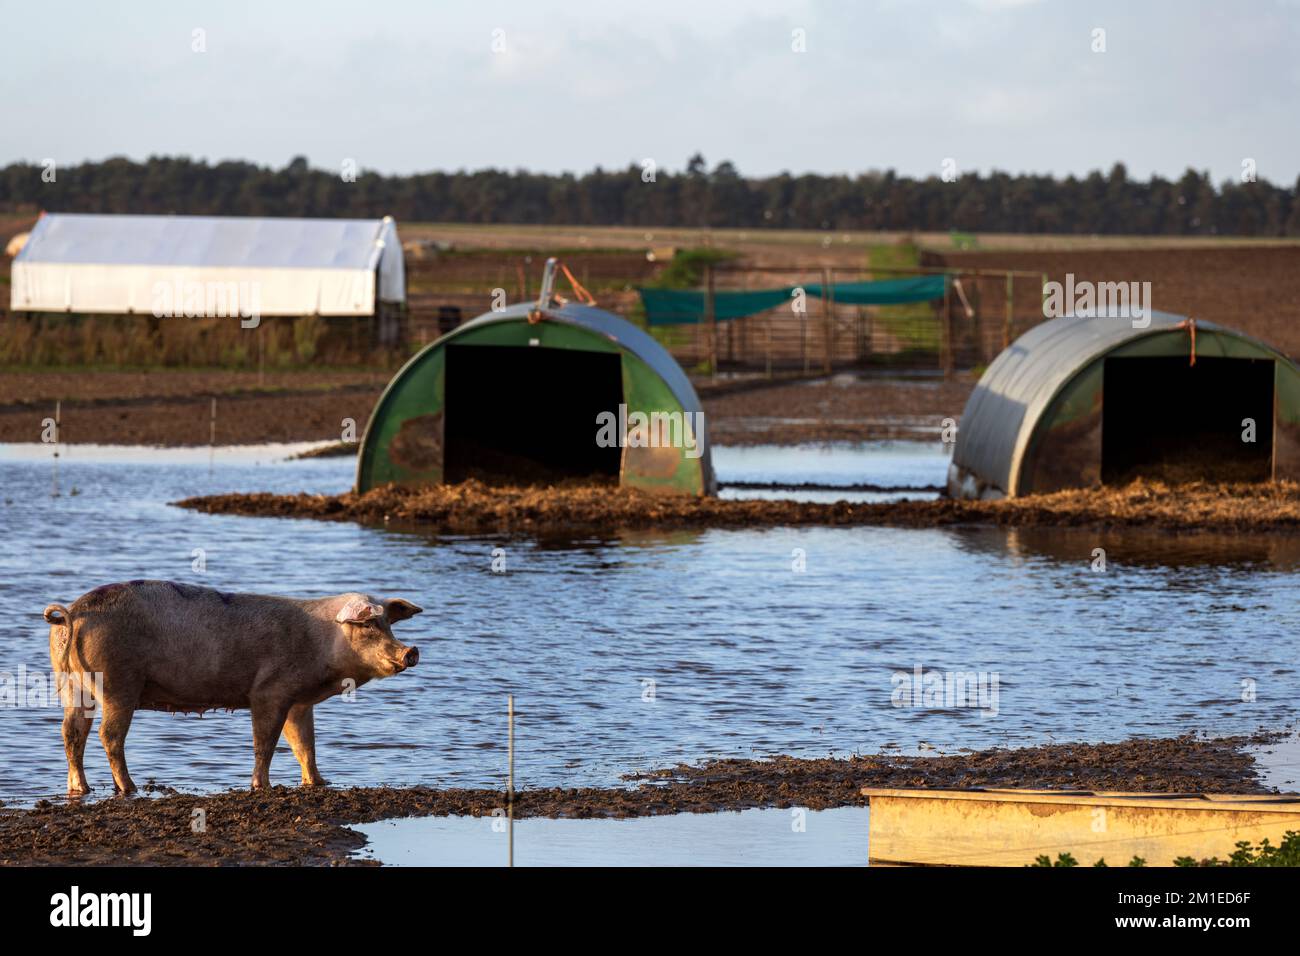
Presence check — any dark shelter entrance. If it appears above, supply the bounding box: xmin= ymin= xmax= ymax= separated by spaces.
xmin=443 ymin=344 xmax=624 ymax=484
xmin=1102 ymin=356 xmax=1274 ymax=484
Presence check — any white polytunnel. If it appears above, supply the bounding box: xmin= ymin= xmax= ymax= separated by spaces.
xmin=9 ymin=213 xmax=405 ymax=317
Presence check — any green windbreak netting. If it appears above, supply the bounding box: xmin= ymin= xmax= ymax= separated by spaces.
xmin=638 ymin=287 xmax=792 ymax=326
xmin=802 ymin=275 xmax=948 ymax=306
xmin=638 ymin=275 xmax=947 ymax=326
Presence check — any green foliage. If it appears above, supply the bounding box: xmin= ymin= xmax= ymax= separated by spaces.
xmin=867 ymin=240 xmax=922 ymax=273
xmin=1031 ymin=832 xmax=1300 ymax=868
xmin=865 ymin=241 xmax=939 ymax=353
xmin=4 ymin=156 xmax=1297 ymax=236
xmin=1031 ymin=853 xmax=1147 ymax=867
xmin=650 ymin=247 xmax=737 ymax=290
xmin=1194 ymin=830 xmax=1300 ymax=867
xmin=292 ymin=315 xmax=325 ymax=362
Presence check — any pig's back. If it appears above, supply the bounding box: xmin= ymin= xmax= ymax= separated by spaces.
xmin=70 ymin=580 xmax=305 ymax=650
xmin=66 ymin=581 xmax=316 ymax=707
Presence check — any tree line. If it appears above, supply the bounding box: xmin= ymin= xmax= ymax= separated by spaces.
xmin=2 ymin=154 xmax=1298 ymax=236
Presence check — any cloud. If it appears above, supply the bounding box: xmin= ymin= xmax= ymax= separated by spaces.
xmin=0 ymin=0 xmax=1297 ymax=183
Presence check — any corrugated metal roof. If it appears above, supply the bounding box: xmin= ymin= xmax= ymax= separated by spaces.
xmin=18 ymin=213 xmax=392 ymax=270
xmin=953 ymin=311 xmax=1208 ymax=495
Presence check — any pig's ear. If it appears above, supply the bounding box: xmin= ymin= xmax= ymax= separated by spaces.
xmin=384 ymin=598 xmax=423 ymax=624
xmin=336 ymin=597 xmax=384 ymax=626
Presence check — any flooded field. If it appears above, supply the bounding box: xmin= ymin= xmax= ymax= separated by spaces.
xmin=2 ymin=440 xmax=1298 ymax=808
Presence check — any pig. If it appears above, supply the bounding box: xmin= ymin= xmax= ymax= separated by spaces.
xmin=43 ymin=580 xmax=422 ymax=795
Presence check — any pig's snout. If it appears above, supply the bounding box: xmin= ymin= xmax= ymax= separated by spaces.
xmin=375 ymin=636 xmax=418 ymax=675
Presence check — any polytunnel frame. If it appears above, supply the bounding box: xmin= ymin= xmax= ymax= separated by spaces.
xmin=355 ymin=298 xmax=716 ymax=496
xmin=948 ymin=310 xmax=1300 ymax=499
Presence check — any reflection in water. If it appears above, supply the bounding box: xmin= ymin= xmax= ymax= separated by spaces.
xmin=954 ymin=525 xmax=1300 ymax=571
xmin=354 ymin=806 xmax=868 ymax=867
xmin=1248 ymin=731 xmax=1300 ymax=792
xmin=1 ymin=442 xmax=1297 ymax=809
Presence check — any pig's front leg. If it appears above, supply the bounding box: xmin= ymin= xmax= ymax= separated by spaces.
xmin=283 ymin=703 xmax=327 ymax=787
xmin=249 ymin=697 xmax=291 ymax=790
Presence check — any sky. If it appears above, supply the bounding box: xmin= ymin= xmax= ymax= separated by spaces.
xmin=4 ymin=0 xmax=1299 ymax=184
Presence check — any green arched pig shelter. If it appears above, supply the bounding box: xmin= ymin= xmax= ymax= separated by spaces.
xmin=356 ymin=299 xmax=715 ymax=495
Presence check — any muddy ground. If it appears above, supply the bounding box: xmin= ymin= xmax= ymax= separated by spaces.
xmin=0 ymin=371 xmax=386 ymax=447
xmin=0 ymin=734 xmax=1271 ymax=866
xmin=177 ymin=477 xmax=1300 ymax=536
xmin=702 ymin=373 xmax=974 ymax=444
xmin=0 ymin=368 xmax=968 ymax=446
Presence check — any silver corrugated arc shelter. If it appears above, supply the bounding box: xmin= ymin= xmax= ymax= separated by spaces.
xmin=949 ymin=310 xmax=1300 ymax=499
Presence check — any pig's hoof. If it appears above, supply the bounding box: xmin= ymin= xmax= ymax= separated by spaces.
xmin=300 ymin=777 xmax=328 ymax=788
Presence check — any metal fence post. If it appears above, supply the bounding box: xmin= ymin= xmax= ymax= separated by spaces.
xmin=1003 ymin=273 xmax=1014 ymax=351
xmin=766 ymin=312 xmax=773 ymax=379
xmin=942 ymin=278 xmax=953 ymax=379
xmin=801 ymin=273 xmax=809 ymax=375
xmin=705 ymin=263 xmax=717 ymax=380
xmin=822 ymin=267 xmax=833 ymax=374
xmin=508 ymin=694 xmax=514 ymax=868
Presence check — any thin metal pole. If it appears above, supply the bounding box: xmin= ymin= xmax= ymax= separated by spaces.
xmin=822 ymin=267 xmax=833 ymax=374
xmin=51 ymin=400 xmax=60 ymax=497
xmin=536 ymin=258 xmax=559 ymax=310
xmin=801 ymin=272 xmax=809 ymax=375
xmin=1003 ymin=273 xmax=1014 ymax=351
xmin=209 ymin=398 xmax=217 ymax=475
xmin=508 ymin=694 xmax=514 ymax=868
xmin=705 ymin=264 xmax=717 ymax=381
xmin=942 ymin=280 xmax=953 ymax=379
xmin=766 ymin=313 xmax=773 ymax=379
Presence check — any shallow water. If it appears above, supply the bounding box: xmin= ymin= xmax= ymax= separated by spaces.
xmin=715 ymin=441 xmax=944 ymax=503
xmin=2 ymin=440 xmax=1298 ymax=806
xmin=353 ymin=806 xmax=868 ymax=866
xmin=1247 ymin=731 xmax=1300 ymax=792
xmin=716 ymin=441 xmax=945 ymax=487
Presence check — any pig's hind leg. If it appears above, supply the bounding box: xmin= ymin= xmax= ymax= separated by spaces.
xmin=283 ymin=703 xmax=327 ymax=787
xmin=98 ymin=691 xmax=139 ymax=795
xmin=57 ymin=670 xmax=96 ymax=795
xmin=62 ymin=705 xmax=94 ymax=795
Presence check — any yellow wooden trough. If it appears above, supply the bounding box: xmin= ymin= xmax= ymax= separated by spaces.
xmin=862 ymin=788 xmax=1300 ymax=867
